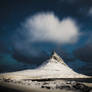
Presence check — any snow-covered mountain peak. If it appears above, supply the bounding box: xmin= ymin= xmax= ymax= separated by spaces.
xmin=1 ymin=51 xmax=91 ymax=79
xmin=50 ymin=51 xmax=67 ymax=66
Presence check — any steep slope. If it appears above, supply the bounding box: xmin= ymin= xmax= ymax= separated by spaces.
xmin=37 ymin=51 xmax=89 ymax=78
xmin=0 ymin=51 xmax=90 ymax=80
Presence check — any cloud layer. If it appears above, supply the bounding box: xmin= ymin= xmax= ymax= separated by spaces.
xmin=88 ymin=7 xmax=92 ymax=16
xmin=23 ymin=13 xmax=79 ymax=44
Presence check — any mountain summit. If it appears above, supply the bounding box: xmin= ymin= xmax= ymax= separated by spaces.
xmin=50 ymin=51 xmax=67 ymax=66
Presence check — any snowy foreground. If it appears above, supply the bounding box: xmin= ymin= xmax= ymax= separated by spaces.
xmin=0 ymin=77 xmax=92 ymax=92
xmin=0 ymin=52 xmax=92 ymax=92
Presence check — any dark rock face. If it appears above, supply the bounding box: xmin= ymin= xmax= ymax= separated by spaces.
xmin=72 ymin=83 xmax=91 ymax=92
xmin=41 ymin=85 xmax=51 ymax=89
xmin=56 ymin=85 xmax=71 ymax=90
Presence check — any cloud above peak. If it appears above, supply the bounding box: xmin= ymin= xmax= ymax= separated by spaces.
xmin=23 ymin=12 xmax=79 ymax=44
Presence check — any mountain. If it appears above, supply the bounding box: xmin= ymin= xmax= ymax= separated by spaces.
xmin=0 ymin=51 xmax=91 ymax=80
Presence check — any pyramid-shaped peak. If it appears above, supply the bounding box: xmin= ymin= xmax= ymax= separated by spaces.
xmin=51 ymin=50 xmax=57 ymax=56
xmin=51 ymin=51 xmax=62 ymax=61
xmin=50 ymin=51 xmax=67 ymax=66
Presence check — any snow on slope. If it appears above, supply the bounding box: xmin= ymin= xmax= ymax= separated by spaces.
xmin=0 ymin=51 xmax=90 ymax=79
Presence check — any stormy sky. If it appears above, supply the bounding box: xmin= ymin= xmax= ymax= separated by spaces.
xmin=0 ymin=0 xmax=92 ymax=74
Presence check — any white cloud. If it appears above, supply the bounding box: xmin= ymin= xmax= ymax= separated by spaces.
xmin=23 ymin=12 xmax=79 ymax=44
xmin=88 ymin=8 xmax=92 ymax=16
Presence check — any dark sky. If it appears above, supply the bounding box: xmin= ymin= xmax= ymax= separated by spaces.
xmin=0 ymin=0 xmax=92 ymax=74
